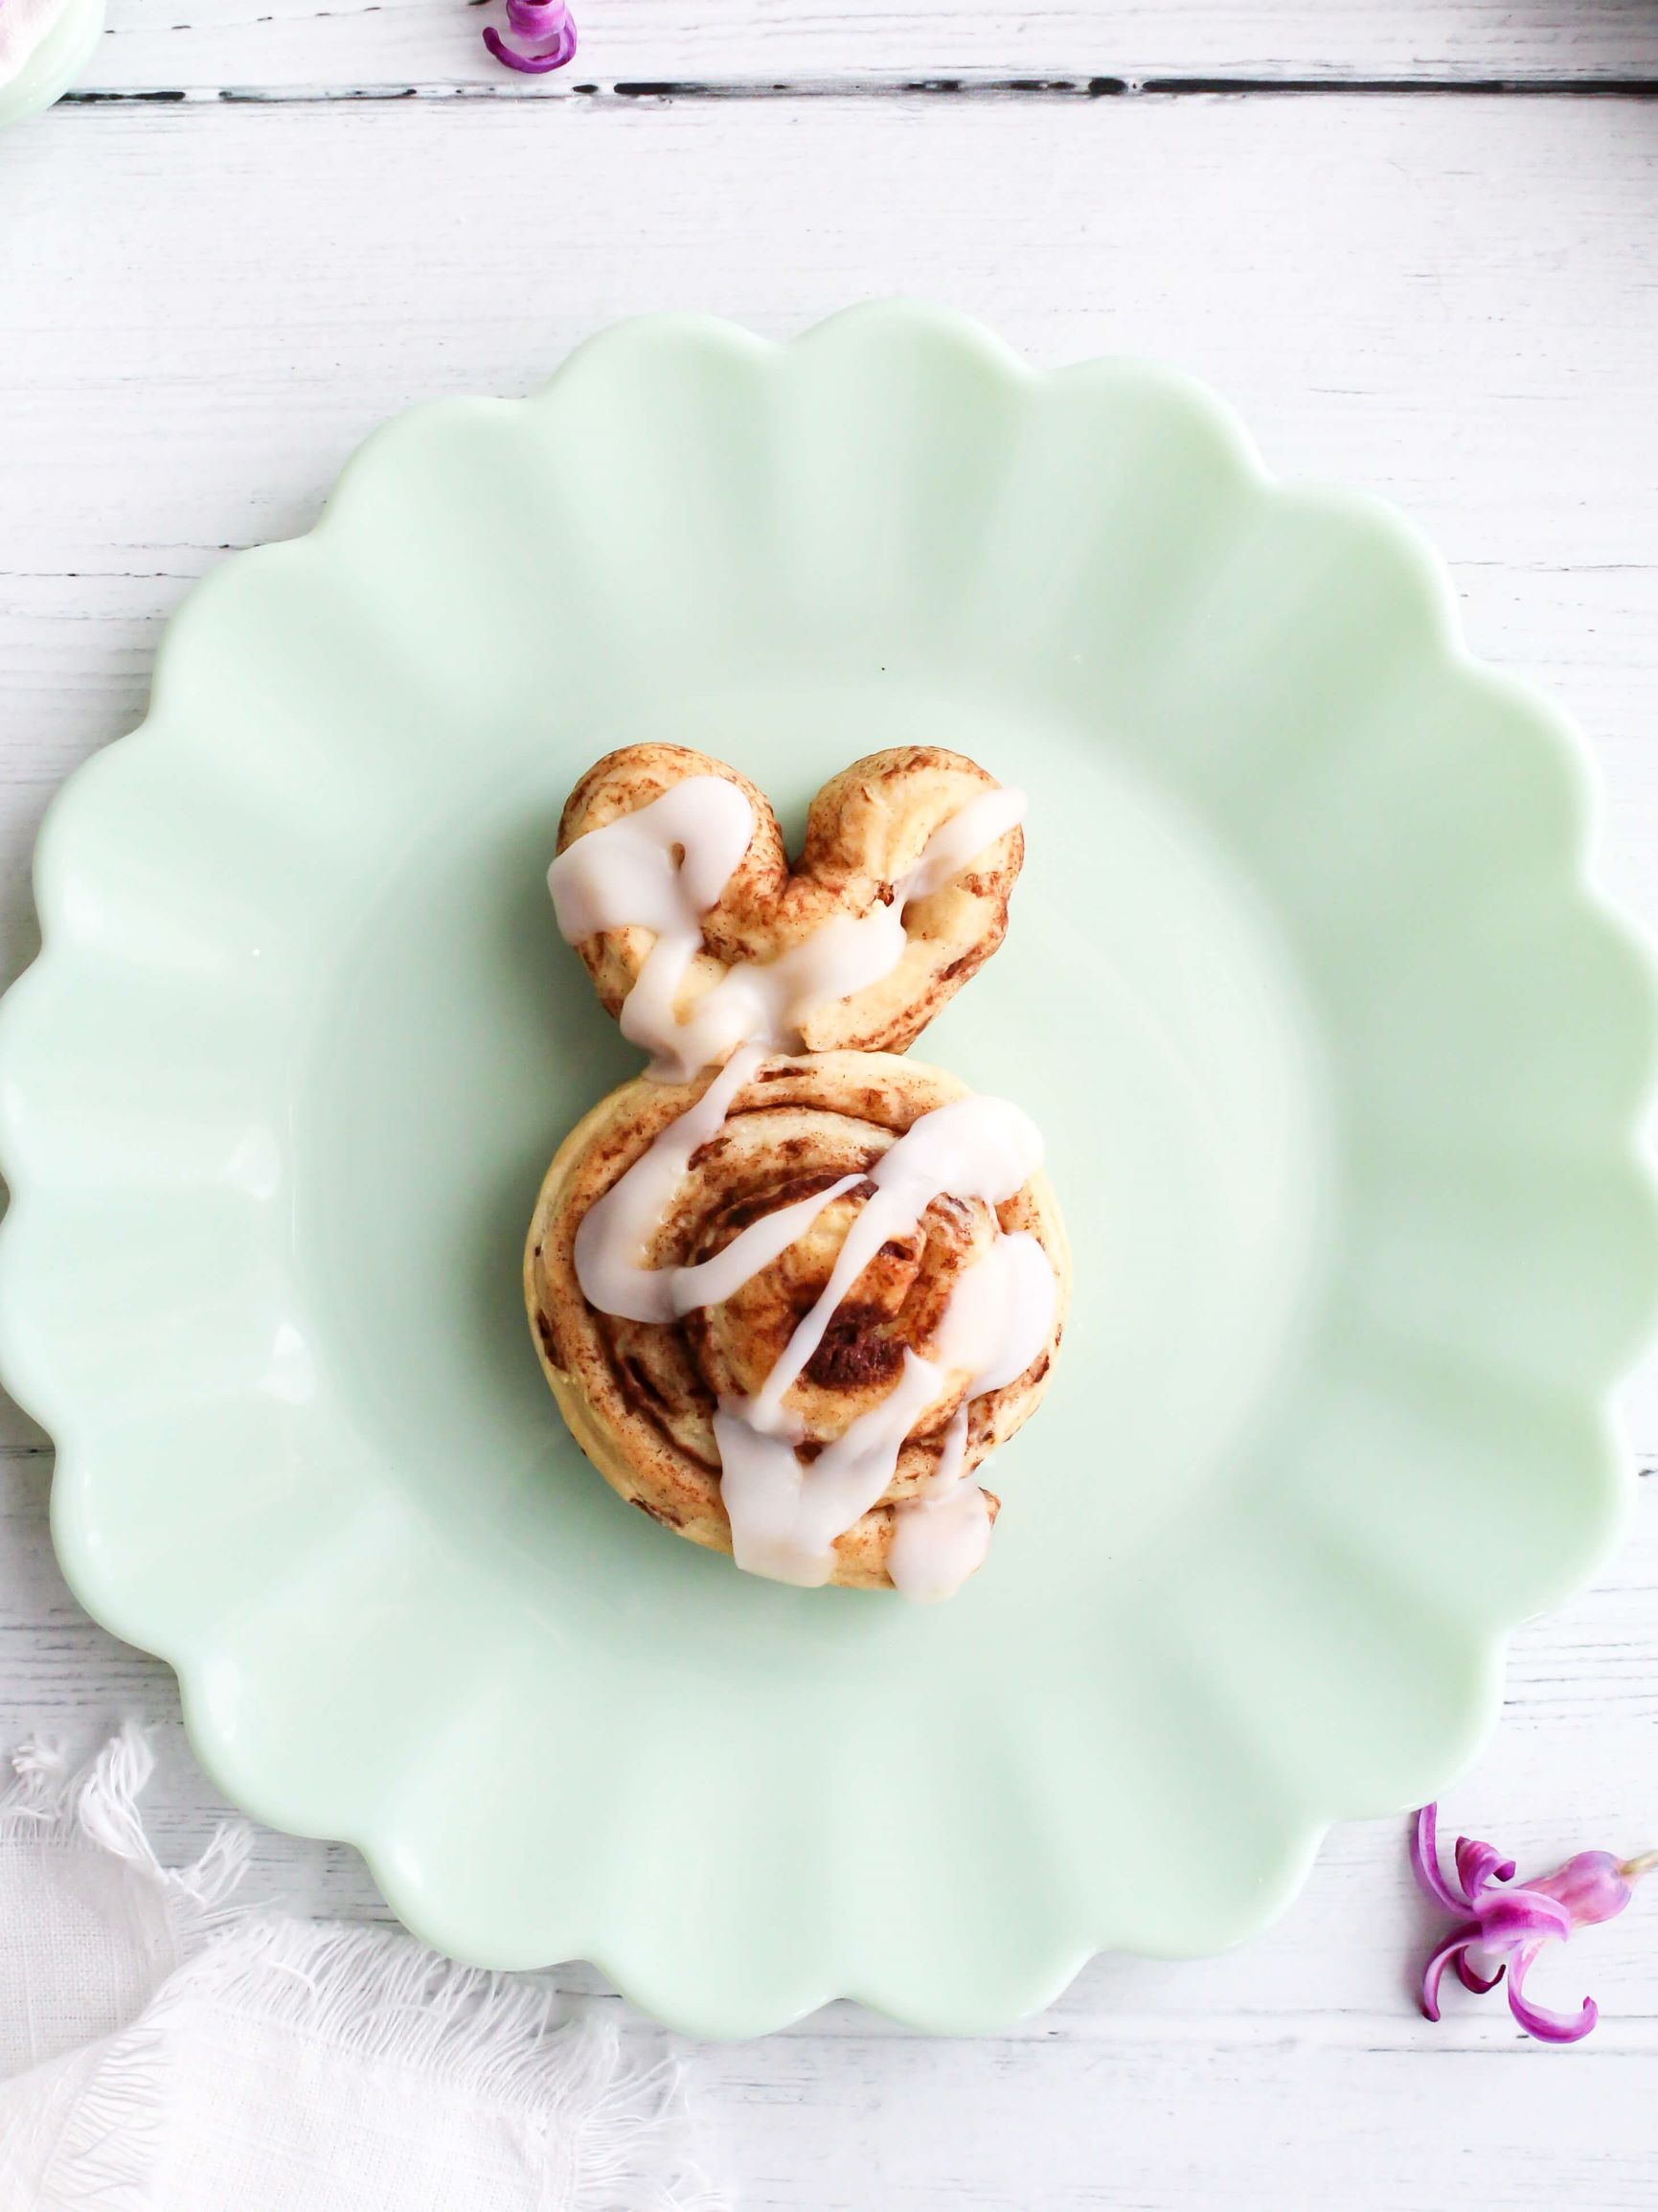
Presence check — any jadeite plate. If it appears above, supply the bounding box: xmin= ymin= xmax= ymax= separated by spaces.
xmin=0 ymin=0 xmax=106 ymax=127
xmin=3 ymin=306 xmax=1655 ymax=2038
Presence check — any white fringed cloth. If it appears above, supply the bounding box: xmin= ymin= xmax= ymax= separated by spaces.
xmin=0 ymin=1727 xmax=725 ymax=2212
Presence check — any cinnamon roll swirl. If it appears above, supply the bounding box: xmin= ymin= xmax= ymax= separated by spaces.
xmin=525 ymin=1051 xmax=1068 ymax=1595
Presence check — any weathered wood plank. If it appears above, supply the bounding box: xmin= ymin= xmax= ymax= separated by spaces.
xmin=77 ymin=0 xmax=1658 ymax=97
xmin=5 ymin=86 xmax=1658 ymax=2208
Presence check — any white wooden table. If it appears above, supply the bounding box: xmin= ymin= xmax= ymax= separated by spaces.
xmin=6 ymin=5 xmax=1658 ymax=2202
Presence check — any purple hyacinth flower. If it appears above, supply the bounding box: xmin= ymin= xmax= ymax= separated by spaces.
xmin=483 ymin=0 xmax=577 ymax=75
xmin=1411 ymin=1803 xmax=1657 ymax=2043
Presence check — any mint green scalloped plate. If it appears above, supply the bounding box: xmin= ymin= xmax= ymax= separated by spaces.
xmin=0 ymin=0 xmax=105 ymax=127
xmin=2 ymin=307 xmax=1654 ymax=2038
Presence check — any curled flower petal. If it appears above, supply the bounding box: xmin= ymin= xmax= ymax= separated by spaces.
xmin=1455 ymin=1835 xmax=1516 ymax=1900
xmin=1477 ymin=1889 xmax=1574 ymax=1950
xmin=1411 ymin=1804 xmax=1467 ymax=1912
xmin=1411 ymin=1810 xmax=1653 ymax=2043
xmin=1420 ymin=1925 xmax=1480 ymax=2022
xmin=482 ymin=0 xmax=577 ymax=73
xmin=1506 ymin=1944 xmax=1598 ymax=2044
xmin=1453 ymin=1949 xmax=1505 ymax=1995
xmin=481 ymin=29 xmax=567 ymax=73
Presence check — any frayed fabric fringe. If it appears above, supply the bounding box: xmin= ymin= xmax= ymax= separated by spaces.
xmin=0 ymin=1726 xmax=726 ymax=2212
xmin=0 ymin=1721 xmax=251 ymax=1946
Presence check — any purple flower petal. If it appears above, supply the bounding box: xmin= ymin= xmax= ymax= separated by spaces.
xmin=482 ymin=0 xmax=577 ymax=73
xmin=480 ymin=27 xmax=566 ymax=72
xmin=1529 ymin=1851 xmax=1634 ymax=1932
xmin=1411 ymin=1805 xmax=1468 ymax=1912
xmin=1506 ymin=1944 xmax=1598 ymax=2043
xmin=1455 ymin=1835 xmax=1516 ymax=1899
xmin=1453 ymin=1949 xmax=1506 ymax=1995
xmin=1420 ymin=1925 xmax=1479 ymax=2021
xmin=1412 ymin=1812 xmax=1653 ymax=2043
xmin=1476 ymin=1889 xmax=1575 ymax=1950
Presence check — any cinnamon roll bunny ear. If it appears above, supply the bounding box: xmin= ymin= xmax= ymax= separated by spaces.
xmin=555 ymin=743 xmax=788 ymax=1035
xmin=553 ymin=741 xmax=1024 ymax=1064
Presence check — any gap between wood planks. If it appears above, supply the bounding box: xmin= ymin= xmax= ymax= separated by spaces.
xmin=57 ymin=72 xmax=1658 ymax=105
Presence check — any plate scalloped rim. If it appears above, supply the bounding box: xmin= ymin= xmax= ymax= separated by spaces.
xmin=3 ymin=303 xmax=1656 ymax=2037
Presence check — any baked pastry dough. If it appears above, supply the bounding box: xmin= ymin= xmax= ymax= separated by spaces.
xmin=526 ymin=1050 xmax=1068 ymax=1589
xmin=556 ymin=742 xmax=1024 ymax=1067
xmin=527 ymin=741 xmax=1065 ymax=1598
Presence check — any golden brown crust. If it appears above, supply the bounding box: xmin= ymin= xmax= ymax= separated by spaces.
xmin=524 ymin=1054 xmax=1070 ymax=1590
xmin=555 ymin=742 xmax=1024 ymax=1059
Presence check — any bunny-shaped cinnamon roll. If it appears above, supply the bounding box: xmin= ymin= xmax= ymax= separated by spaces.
xmin=525 ymin=743 xmax=1067 ymax=1599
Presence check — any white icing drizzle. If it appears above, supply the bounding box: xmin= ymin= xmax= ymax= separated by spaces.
xmin=576 ymin=1066 xmax=1055 ymax=1596
xmin=574 ymin=1043 xmax=865 ymax=1325
xmin=713 ymin=1352 xmax=946 ymax=1590
xmin=716 ymin=1217 xmax=1056 ymax=1592
xmin=549 ymin=776 xmax=1026 ymax=1082
xmin=887 ymin=1407 xmax=986 ymax=1605
xmin=550 ymin=779 xmax=757 ymax=1082
xmin=554 ymin=767 xmax=1051 ymax=1601
xmin=887 ymin=1232 xmax=1059 ymax=1601
xmin=746 ymin=1093 xmax=1044 ymax=1429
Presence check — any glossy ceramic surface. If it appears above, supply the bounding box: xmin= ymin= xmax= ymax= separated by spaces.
xmin=0 ymin=0 xmax=105 ymax=127
xmin=2 ymin=306 xmax=1653 ymax=2036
